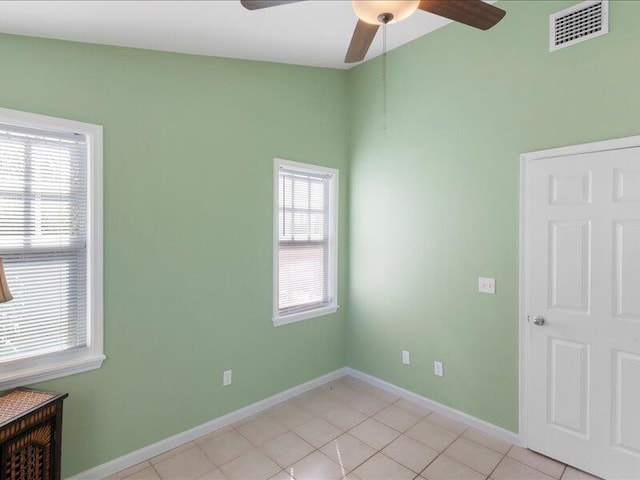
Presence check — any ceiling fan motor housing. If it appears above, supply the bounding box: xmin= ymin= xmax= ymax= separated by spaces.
xmin=378 ymin=13 xmax=393 ymax=24
xmin=352 ymin=0 xmax=420 ymax=25
xmin=238 ymin=0 xmax=508 ymax=64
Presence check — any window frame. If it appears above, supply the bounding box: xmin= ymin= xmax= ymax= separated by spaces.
xmin=0 ymin=107 xmax=104 ymax=389
xmin=272 ymin=158 xmax=339 ymax=327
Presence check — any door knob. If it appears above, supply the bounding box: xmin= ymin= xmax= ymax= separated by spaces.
xmin=531 ymin=316 xmax=545 ymax=326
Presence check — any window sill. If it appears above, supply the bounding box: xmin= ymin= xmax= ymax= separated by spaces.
xmin=273 ymin=305 xmax=339 ymax=327
xmin=0 ymin=353 xmax=106 ymax=390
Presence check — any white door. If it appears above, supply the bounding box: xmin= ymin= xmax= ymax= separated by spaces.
xmin=524 ymin=142 xmax=640 ymax=480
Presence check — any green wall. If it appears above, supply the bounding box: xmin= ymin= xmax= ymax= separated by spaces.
xmin=2 ymin=0 xmax=640 ymax=475
xmin=347 ymin=0 xmax=640 ymax=433
xmin=0 ymin=35 xmax=349 ymax=476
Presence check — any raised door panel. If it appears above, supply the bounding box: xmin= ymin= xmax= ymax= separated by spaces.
xmin=614 ymin=169 xmax=640 ymax=203
xmin=549 ymin=221 xmax=591 ymax=313
xmin=549 ymin=172 xmax=592 ymax=205
xmin=613 ymin=351 xmax=640 ymax=457
xmin=613 ymin=221 xmax=640 ymax=321
xmin=548 ymin=339 xmax=590 ymax=437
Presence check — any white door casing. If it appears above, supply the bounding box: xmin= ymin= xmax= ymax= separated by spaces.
xmin=520 ymin=136 xmax=640 ymax=480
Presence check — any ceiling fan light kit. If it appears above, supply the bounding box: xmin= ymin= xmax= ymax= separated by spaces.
xmin=240 ymin=0 xmax=507 ymax=63
xmin=352 ymin=1 xmax=420 ymax=25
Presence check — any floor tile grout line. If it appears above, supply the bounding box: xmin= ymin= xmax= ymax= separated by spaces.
xmin=340 ymin=393 xmax=430 ymax=475
xmin=233 ymin=390 xmax=471 ymax=479
xmin=560 ymin=464 xmax=568 ymax=479
xmin=439 ymin=452 xmax=498 ymax=478
xmin=459 ymin=428 xmax=514 ymax=456
xmin=485 ymin=449 xmax=509 ymax=480
xmin=415 ymin=426 xmax=471 ymax=479
xmin=194 ymin=442 xmax=221 ymax=476
xmin=156 ymin=427 xmax=559 ymax=480
xmin=337 ymin=409 xmax=469 ymax=479
xmin=293 ymin=399 xmax=397 ymax=476
xmin=266 ymin=389 xmax=424 ymax=478
xmin=506 ymin=446 xmax=567 ymax=479
xmin=149 ymin=460 xmax=161 ymax=479
xmin=222 ymin=412 xmax=328 ymax=474
xmin=140 ymin=384 xmax=419 ymax=479
xmin=124 ymin=382 xmax=394 ymax=479
xmin=122 ymin=378 xmax=559 ymax=480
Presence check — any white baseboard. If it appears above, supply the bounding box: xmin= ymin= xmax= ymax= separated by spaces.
xmin=67 ymin=367 xmax=349 ymax=480
xmin=346 ymin=367 xmax=521 ymax=446
xmin=69 ymin=366 xmax=521 ymax=479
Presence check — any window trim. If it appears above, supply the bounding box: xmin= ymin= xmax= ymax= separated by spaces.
xmin=0 ymin=107 xmax=104 ymax=389
xmin=272 ymin=158 xmax=339 ymax=327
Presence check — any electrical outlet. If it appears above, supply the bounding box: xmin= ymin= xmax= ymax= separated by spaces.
xmin=478 ymin=277 xmax=496 ymax=294
xmin=434 ymin=361 xmax=444 ymax=377
xmin=402 ymin=350 xmax=411 ymax=365
xmin=223 ymin=369 xmax=232 ymax=386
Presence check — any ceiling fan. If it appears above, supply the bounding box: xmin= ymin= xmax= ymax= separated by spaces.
xmin=240 ymin=0 xmax=506 ymax=63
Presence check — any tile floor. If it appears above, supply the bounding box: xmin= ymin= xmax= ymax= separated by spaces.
xmin=107 ymin=376 xmax=601 ymax=480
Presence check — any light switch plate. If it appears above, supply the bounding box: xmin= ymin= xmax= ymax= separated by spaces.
xmin=478 ymin=277 xmax=496 ymax=294
xmin=223 ymin=369 xmax=232 ymax=386
xmin=402 ymin=350 xmax=411 ymax=365
xmin=434 ymin=361 xmax=444 ymax=377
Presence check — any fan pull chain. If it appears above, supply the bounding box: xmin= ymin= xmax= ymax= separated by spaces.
xmin=382 ymin=23 xmax=388 ymax=131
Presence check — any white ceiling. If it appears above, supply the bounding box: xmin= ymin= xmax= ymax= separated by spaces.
xmin=0 ymin=1 xmax=454 ymax=69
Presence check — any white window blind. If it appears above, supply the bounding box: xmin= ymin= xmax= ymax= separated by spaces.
xmin=274 ymin=159 xmax=338 ymax=325
xmin=0 ymin=123 xmax=88 ymax=362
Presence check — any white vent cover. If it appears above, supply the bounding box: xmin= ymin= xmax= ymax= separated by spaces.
xmin=550 ymin=0 xmax=609 ymax=51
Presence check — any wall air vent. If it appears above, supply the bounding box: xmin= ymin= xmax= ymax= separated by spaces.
xmin=550 ymin=0 xmax=609 ymax=52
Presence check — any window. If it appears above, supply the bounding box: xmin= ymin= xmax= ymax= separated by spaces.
xmin=273 ymin=158 xmax=338 ymax=326
xmin=0 ymin=108 xmax=103 ymax=388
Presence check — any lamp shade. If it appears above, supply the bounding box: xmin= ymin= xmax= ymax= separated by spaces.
xmin=352 ymin=0 xmax=420 ymax=25
xmin=0 ymin=257 xmax=13 ymax=303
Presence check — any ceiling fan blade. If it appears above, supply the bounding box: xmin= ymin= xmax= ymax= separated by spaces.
xmin=240 ymin=0 xmax=306 ymax=10
xmin=345 ymin=20 xmax=380 ymax=64
xmin=418 ymin=0 xmax=506 ymax=30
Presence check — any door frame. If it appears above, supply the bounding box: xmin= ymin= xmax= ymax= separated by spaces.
xmin=518 ymin=134 xmax=640 ymax=449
